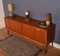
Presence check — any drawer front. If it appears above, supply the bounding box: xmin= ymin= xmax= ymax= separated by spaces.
xmin=22 ymin=23 xmax=34 ymax=40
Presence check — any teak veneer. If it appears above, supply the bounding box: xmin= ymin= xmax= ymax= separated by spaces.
xmin=4 ymin=15 xmax=56 ymax=53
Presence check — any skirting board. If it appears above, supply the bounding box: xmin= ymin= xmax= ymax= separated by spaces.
xmin=0 ymin=27 xmax=5 ymax=29
xmin=49 ymin=42 xmax=60 ymax=49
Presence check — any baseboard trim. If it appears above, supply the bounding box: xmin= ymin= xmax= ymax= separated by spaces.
xmin=0 ymin=27 xmax=5 ymax=29
xmin=49 ymin=42 xmax=60 ymax=49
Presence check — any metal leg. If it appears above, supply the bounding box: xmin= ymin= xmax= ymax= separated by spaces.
xmin=7 ymin=29 xmax=9 ymax=35
xmin=52 ymin=41 xmax=53 ymax=47
xmin=7 ymin=29 xmax=12 ymax=37
xmin=44 ymin=45 xmax=48 ymax=53
xmin=35 ymin=49 xmax=43 ymax=56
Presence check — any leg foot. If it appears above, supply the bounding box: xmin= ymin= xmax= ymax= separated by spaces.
xmin=44 ymin=45 xmax=48 ymax=53
xmin=7 ymin=29 xmax=9 ymax=35
xmin=52 ymin=42 xmax=53 ymax=47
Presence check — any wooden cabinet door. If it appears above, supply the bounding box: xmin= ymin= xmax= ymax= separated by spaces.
xmin=5 ymin=19 xmax=9 ymax=28
xmin=5 ymin=19 xmax=12 ymax=29
xmin=10 ymin=19 xmax=15 ymax=31
xmin=5 ymin=18 xmax=22 ymax=34
xmin=8 ymin=19 xmax=22 ymax=34
xmin=33 ymin=27 xmax=47 ymax=46
xmin=13 ymin=21 xmax=22 ymax=34
xmin=5 ymin=19 xmax=15 ymax=31
xmin=22 ymin=23 xmax=34 ymax=40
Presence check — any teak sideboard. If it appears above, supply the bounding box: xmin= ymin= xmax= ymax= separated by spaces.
xmin=4 ymin=15 xmax=56 ymax=53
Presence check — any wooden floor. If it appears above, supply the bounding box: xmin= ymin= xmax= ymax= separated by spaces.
xmin=37 ymin=46 xmax=60 ymax=56
xmin=0 ymin=28 xmax=60 ymax=56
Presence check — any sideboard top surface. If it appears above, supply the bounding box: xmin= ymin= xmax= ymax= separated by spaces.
xmin=5 ymin=15 xmax=55 ymax=30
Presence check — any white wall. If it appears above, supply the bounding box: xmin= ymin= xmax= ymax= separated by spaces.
xmin=0 ymin=0 xmax=5 ymax=29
